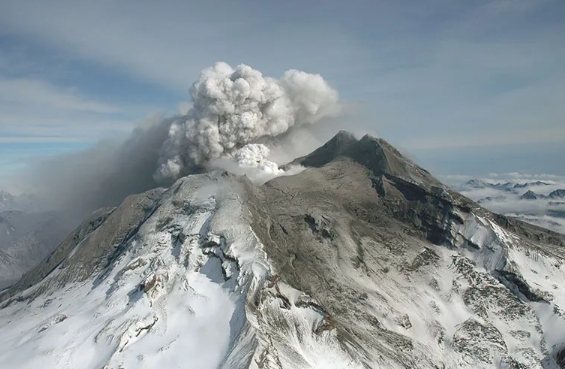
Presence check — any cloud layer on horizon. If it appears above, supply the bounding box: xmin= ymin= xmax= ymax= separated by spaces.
xmin=445 ymin=173 xmax=565 ymax=234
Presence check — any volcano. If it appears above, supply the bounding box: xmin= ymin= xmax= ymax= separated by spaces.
xmin=1 ymin=132 xmax=564 ymax=369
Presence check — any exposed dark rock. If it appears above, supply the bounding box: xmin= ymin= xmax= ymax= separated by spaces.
xmin=496 ymin=270 xmax=552 ymax=302
xmin=521 ymin=190 xmax=540 ymax=200
xmin=453 ymin=319 xmax=507 ymax=363
xmin=556 ymin=346 xmax=565 ymax=369
xmin=549 ymin=189 xmax=565 ymax=199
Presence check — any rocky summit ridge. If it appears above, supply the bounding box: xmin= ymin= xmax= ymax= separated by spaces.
xmin=0 ymin=131 xmax=564 ymax=369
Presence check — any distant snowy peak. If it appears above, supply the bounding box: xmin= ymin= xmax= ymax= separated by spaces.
xmin=0 ymin=190 xmax=39 ymax=212
xmin=549 ymin=189 xmax=565 ymax=199
xmin=0 ymin=210 xmax=70 ymax=289
xmin=0 ymin=190 xmax=15 ymax=201
xmin=0 ymin=191 xmax=16 ymax=211
xmin=454 ymin=177 xmax=565 ymax=234
xmin=462 ymin=179 xmax=514 ymax=191
xmin=0 ymin=215 xmax=16 ymax=234
xmin=521 ymin=190 xmax=543 ymax=200
xmin=461 ymin=179 xmax=552 ymax=193
xmin=514 ymin=180 xmax=552 ymax=188
xmin=520 ymin=189 xmax=565 ymax=201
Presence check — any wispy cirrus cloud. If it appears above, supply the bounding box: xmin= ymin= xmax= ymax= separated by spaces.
xmin=0 ymin=76 xmax=120 ymax=114
xmin=0 ymin=69 xmax=159 ymax=181
xmin=0 ymin=72 xmax=162 ymax=144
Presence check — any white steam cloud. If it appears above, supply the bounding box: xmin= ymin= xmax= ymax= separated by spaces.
xmin=155 ymin=62 xmax=338 ymax=181
xmin=209 ymin=143 xmax=305 ymax=185
xmin=234 ymin=144 xmax=282 ymax=176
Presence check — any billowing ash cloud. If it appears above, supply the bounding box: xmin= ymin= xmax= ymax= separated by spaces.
xmin=155 ymin=62 xmax=338 ymax=181
xmin=10 ymin=62 xmax=341 ymax=233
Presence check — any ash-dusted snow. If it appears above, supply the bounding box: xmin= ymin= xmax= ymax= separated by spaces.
xmin=0 ymin=173 xmax=358 ymax=369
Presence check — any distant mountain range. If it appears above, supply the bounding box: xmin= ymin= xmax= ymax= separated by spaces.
xmin=454 ymin=178 xmax=565 ymax=234
xmin=0 ymin=191 xmax=18 ymax=212
xmin=0 ymin=190 xmax=39 ymax=213
xmin=458 ymin=178 xmax=565 ymax=202
xmin=462 ymin=179 xmax=555 ymax=193
xmin=521 ymin=189 xmax=565 ymax=200
xmin=0 ymin=210 xmax=70 ymax=289
xmin=0 ymin=190 xmax=70 ymax=289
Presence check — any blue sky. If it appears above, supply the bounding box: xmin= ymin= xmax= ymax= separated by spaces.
xmin=1 ymin=0 xmax=564 ymax=189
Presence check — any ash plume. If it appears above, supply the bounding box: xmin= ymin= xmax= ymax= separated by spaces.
xmin=207 ymin=143 xmax=306 ymax=185
xmin=155 ymin=62 xmax=339 ymax=181
xmin=16 ymin=62 xmax=341 ymax=230
xmin=25 ymin=117 xmax=174 ymax=221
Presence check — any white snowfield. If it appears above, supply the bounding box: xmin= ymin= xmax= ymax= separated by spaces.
xmin=0 ymin=171 xmax=564 ymax=368
xmin=0 ymin=175 xmax=359 ymax=369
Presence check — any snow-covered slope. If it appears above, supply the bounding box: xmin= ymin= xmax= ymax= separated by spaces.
xmin=0 ymin=132 xmax=564 ymax=369
xmin=0 ymin=173 xmax=358 ymax=368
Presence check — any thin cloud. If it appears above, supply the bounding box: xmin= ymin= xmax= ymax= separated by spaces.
xmin=0 ymin=73 xmax=163 ymax=151
xmin=0 ymin=76 xmax=121 ymax=114
xmin=0 ymin=0 xmax=371 ymax=92
xmin=0 ymin=136 xmax=93 ymax=144
xmin=401 ymin=127 xmax=565 ymax=150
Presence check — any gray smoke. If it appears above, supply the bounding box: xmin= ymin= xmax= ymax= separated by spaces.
xmin=155 ymin=62 xmax=339 ymax=181
xmin=18 ymin=62 xmax=342 ymax=230
xmin=25 ymin=117 xmax=174 ymax=221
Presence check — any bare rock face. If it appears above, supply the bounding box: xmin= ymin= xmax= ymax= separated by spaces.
xmin=1 ymin=131 xmax=564 ymax=369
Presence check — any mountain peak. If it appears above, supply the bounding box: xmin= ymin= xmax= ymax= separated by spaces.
xmin=0 ymin=190 xmax=15 ymax=202
xmin=549 ymin=189 xmax=565 ymax=199
xmin=291 ymin=130 xmax=358 ymax=168
xmin=294 ymin=131 xmax=440 ymax=189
